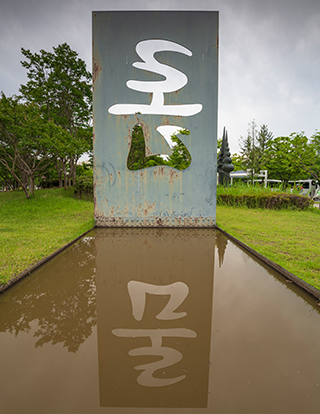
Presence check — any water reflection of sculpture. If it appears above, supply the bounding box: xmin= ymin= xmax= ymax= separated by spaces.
xmin=112 ymin=281 xmax=197 ymax=387
xmin=215 ymin=231 xmax=229 ymax=268
xmin=96 ymin=228 xmax=215 ymax=408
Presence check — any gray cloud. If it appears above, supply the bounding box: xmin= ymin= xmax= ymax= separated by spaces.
xmin=1 ymin=0 xmax=320 ymax=152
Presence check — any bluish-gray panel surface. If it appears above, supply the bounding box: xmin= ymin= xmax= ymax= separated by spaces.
xmin=93 ymin=11 xmax=218 ymax=227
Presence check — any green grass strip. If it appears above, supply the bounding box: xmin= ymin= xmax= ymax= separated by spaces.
xmin=1 ymin=188 xmax=319 ymax=293
xmin=0 ymin=188 xmax=94 ymax=286
xmin=217 ymin=205 xmax=320 ymax=290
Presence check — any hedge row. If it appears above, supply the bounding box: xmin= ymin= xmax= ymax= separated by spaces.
xmin=217 ymin=193 xmax=314 ymax=210
xmin=74 ymin=176 xmax=93 ymax=199
xmin=73 ymin=177 xmax=313 ymax=210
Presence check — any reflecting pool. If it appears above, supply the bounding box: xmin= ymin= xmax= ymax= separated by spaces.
xmin=1 ymin=229 xmax=320 ymax=413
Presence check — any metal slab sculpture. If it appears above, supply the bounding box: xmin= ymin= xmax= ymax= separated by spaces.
xmin=93 ymin=11 xmax=219 ymax=227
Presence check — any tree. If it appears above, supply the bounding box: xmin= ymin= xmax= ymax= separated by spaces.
xmin=165 ymin=129 xmax=191 ymax=170
xmin=240 ymin=121 xmax=274 ymax=181
xmin=239 ymin=120 xmax=259 ymax=182
xmin=0 ymin=164 xmax=18 ymax=190
xmin=312 ymin=130 xmax=320 ymax=155
xmin=127 ymin=124 xmax=166 ymax=170
xmin=126 ymin=125 xmax=192 ymax=171
xmin=19 ymin=43 xmax=92 ymax=188
xmin=256 ymin=124 xmax=273 ymax=170
xmin=306 ymin=131 xmax=320 ymax=180
xmin=0 ymin=94 xmax=68 ymax=198
xmin=231 ymin=153 xmax=245 ymax=171
xmin=264 ymin=133 xmax=313 ymax=188
xmin=289 ymin=132 xmax=319 ymax=181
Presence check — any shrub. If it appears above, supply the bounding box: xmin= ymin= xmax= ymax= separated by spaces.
xmin=74 ymin=176 xmax=93 ymax=199
xmin=217 ymin=192 xmax=313 ymax=210
xmin=38 ymin=178 xmax=60 ymax=189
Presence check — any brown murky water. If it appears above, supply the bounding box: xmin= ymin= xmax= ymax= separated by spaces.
xmin=1 ymin=228 xmax=320 ymax=413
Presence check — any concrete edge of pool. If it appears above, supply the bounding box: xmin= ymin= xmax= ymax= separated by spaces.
xmin=217 ymin=227 xmax=320 ymax=303
xmin=1 ymin=225 xmax=320 ymax=305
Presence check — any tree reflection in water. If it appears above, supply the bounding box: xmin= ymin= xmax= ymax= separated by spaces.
xmin=0 ymin=234 xmax=96 ymax=353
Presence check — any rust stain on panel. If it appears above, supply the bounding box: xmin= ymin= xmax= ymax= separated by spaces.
xmin=94 ymin=216 xmax=216 ymax=228
xmin=92 ymin=52 xmax=102 ymax=84
xmin=168 ymin=168 xmax=180 ymax=184
xmin=142 ymin=201 xmax=156 ymax=217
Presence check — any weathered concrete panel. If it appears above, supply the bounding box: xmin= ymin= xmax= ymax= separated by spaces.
xmin=93 ymin=11 xmax=218 ymax=227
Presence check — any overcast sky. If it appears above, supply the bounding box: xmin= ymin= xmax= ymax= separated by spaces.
xmin=1 ymin=0 xmax=319 ymax=153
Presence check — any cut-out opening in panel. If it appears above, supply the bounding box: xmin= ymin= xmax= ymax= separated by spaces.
xmin=127 ymin=124 xmax=191 ymax=171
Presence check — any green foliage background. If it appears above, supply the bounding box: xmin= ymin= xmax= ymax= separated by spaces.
xmin=127 ymin=124 xmax=191 ymax=171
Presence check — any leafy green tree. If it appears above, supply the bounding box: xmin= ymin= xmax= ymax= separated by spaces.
xmin=288 ymin=132 xmax=319 ymax=181
xmin=0 ymin=162 xmax=18 ymax=190
xmin=312 ymin=131 xmax=320 ymax=154
xmin=127 ymin=125 xmax=191 ymax=171
xmin=264 ymin=133 xmax=313 ymax=188
xmin=240 ymin=121 xmax=274 ymax=181
xmin=19 ymin=43 xmax=92 ymax=188
xmin=76 ymin=161 xmax=93 ymax=178
xmin=231 ymin=153 xmax=245 ymax=171
xmin=306 ymin=131 xmax=320 ymax=180
xmin=165 ymin=129 xmax=191 ymax=170
xmin=0 ymin=94 xmax=68 ymax=198
xmin=127 ymin=124 xmax=166 ymax=170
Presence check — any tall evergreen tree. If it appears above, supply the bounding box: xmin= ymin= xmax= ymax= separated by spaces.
xmin=240 ymin=121 xmax=274 ymax=181
xmin=256 ymin=124 xmax=273 ymax=170
xmin=239 ymin=120 xmax=259 ymax=182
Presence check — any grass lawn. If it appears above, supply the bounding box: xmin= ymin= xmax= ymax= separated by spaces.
xmin=216 ymin=205 xmax=320 ymax=290
xmin=1 ymin=187 xmax=319 ymax=293
xmin=0 ymin=188 xmax=94 ymax=286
